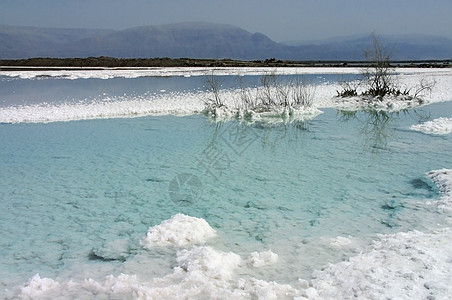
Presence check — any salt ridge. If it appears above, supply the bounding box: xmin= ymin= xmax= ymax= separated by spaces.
xmin=141 ymin=213 xmax=217 ymax=248
xmin=1 ymin=67 xmax=450 ymax=80
xmin=1 ymin=68 xmax=451 ymax=124
xmin=0 ymin=91 xmax=205 ymax=123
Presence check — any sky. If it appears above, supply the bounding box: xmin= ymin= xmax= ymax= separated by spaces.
xmin=1 ymin=0 xmax=451 ymax=42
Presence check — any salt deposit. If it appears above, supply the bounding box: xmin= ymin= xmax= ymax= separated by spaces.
xmin=411 ymin=117 xmax=452 ymax=135
xmin=311 ymin=228 xmax=452 ymax=299
xmin=333 ymin=94 xmax=426 ymax=112
xmin=141 ymin=213 xmax=217 ymax=248
xmin=247 ymin=250 xmax=279 ymax=267
xmin=0 ymin=66 xmax=365 ymax=80
xmin=9 ymin=202 xmax=452 ymax=299
xmin=1 ymin=66 xmax=450 ymax=81
xmin=0 ymin=91 xmax=205 ymax=123
xmin=307 ymin=170 xmax=452 ymax=298
xmin=205 ymin=104 xmax=323 ymax=124
xmin=11 ymin=245 xmax=299 ymax=299
xmin=427 ymin=169 xmax=452 ymax=212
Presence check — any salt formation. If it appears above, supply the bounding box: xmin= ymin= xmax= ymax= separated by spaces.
xmin=427 ymin=169 xmax=452 ymax=212
xmin=15 ymin=246 xmax=299 ymax=299
xmin=411 ymin=117 xmax=452 ymax=135
xmin=141 ymin=213 xmax=217 ymax=248
xmin=311 ymin=228 xmax=452 ymax=299
xmin=247 ymin=250 xmax=279 ymax=267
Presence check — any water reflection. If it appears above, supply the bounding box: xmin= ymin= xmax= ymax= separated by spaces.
xmin=204 ymin=119 xmax=311 ymax=154
xmin=192 ymin=119 xmax=312 ymax=185
xmin=254 ymin=120 xmax=311 ymax=152
xmin=337 ymin=109 xmax=431 ymax=152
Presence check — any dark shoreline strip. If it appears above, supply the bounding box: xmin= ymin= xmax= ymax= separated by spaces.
xmin=1 ymin=57 xmax=451 ymax=71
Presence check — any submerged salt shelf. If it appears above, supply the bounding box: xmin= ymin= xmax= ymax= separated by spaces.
xmin=1 ymin=68 xmax=452 ymax=299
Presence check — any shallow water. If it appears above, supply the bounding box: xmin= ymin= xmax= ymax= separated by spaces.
xmin=0 ymin=72 xmax=451 ymax=297
xmin=1 ymin=105 xmax=451 ymax=290
xmin=0 ymin=73 xmax=358 ymax=107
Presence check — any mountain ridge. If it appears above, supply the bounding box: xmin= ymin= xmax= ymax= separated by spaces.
xmin=1 ymin=22 xmax=451 ymax=60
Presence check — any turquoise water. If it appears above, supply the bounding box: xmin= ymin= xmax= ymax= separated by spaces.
xmin=0 ymin=76 xmax=451 ymax=294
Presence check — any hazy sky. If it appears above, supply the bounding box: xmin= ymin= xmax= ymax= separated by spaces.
xmin=1 ymin=0 xmax=451 ymax=42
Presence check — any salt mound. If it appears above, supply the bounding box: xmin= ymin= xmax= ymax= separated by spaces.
xmin=19 ymin=274 xmax=60 ymax=298
xmin=141 ymin=214 xmax=217 ymax=248
xmin=247 ymin=250 xmax=279 ymax=267
xmin=411 ymin=117 xmax=452 ymax=135
xmin=176 ymin=246 xmax=241 ymax=281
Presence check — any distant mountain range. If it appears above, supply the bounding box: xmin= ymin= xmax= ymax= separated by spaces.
xmin=1 ymin=22 xmax=451 ymax=60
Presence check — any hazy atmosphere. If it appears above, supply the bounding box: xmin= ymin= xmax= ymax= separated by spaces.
xmin=1 ymin=0 xmax=451 ymax=42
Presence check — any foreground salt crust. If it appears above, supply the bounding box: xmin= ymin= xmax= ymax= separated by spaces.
xmin=14 ymin=227 xmax=299 ymax=299
xmin=11 ymin=167 xmax=452 ymax=298
xmin=15 ymin=246 xmax=299 ymax=300
xmin=411 ymin=117 xmax=452 ymax=135
xmin=13 ymin=230 xmax=452 ymax=299
xmin=312 ymin=166 xmax=452 ymax=298
xmin=13 ymin=229 xmax=452 ymax=299
xmin=12 ymin=172 xmax=452 ymax=300
xmin=141 ymin=213 xmax=216 ymax=248
xmin=311 ymin=228 xmax=452 ymax=299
